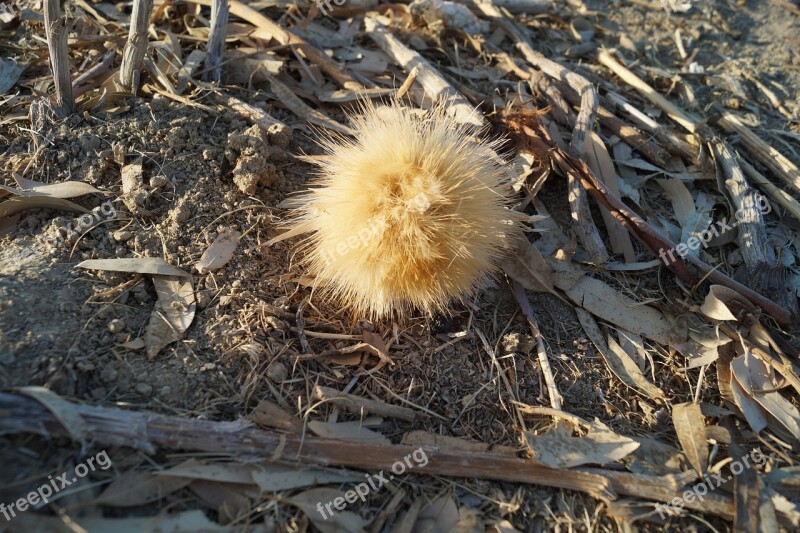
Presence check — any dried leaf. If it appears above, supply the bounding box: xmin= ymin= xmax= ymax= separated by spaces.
xmin=11 ymin=175 xmax=107 ymax=198
xmin=250 ymin=464 xmax=362 ymax=492
xmin=145 ymin=276 xmax=196 ymax=358
xmin=700 ymin=285 xmax=754 ymax=320
xmin=76 ymin=257 xmax=191 ymax=278
xmin=157 ymin=459 xmax=256 ymax=485
xmin=672 ymin=402 xmax=708 ymax=476
xmin=524 ymin=418 xmax=639 ymax=468
xmin=0 ymin=58 xmax=24 ymax=95
xmin=188 ymin=479 xmax=251 ymax=524
xmin=307 ymin=420 xmax=391 ymax=445
xmin=0 ymin=196 xmax=89 ymax=218
xmin=95 ymin=471 xmax=191 ymax=507
xmin=196 ymin=228 xmax=241 ymax=273
xmin=10 ymin=510 xmax=225 ymax=532
xmin=501 ymin=240 xmax=556 ymax=294
xmin=285 ymin=488 xmax=368 ymax=533
xmin=731 ymin=352 xmax=800 ymax=441
xmin=247 ymin=399 xmax=303 ymax=432
xmin=566 ymin=277 xmax=673 ymax=345
xmin=576 ymin=309 xmax=666 ymax=400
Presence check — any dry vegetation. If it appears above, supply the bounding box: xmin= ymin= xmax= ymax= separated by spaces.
xmin=1 ymin=0 xmax=800 ymax=531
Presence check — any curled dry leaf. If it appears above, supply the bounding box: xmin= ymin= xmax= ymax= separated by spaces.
xmin=700 ymin=285 xmax=751 ymax=321
xmin=145 ymin=275 xmax=196 ymax=358
xmin=196 ymin=228 xmax=241 ymax=273
xmin=523 ymin=418 xmax=640 ymax=468
xmin=17 ymin=386 xmax=89 ymax=442
xmin=247 ymin=398 xmax=304 ymax=432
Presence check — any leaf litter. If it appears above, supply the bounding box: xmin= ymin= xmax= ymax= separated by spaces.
xmin=1 ymin=0 xmax=800 ymax=530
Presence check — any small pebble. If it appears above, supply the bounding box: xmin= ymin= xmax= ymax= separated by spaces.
xmin=150 ymin=175 xmax=168 ymax=189
xmin=267 ymin=362 xmax=288 ymax=383
xmin=135 ymin=383 xmax=153 ymax=396
xmin=113 ymin=230 xmax=133 ymax=242
xmin=100 ymin=367 xmax=118 ymax=383
xmin=108 ymin=318 xmax=125 ymax=333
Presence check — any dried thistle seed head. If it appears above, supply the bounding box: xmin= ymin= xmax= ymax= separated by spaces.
xmin=276 ymin=101 xmax=522 ymax=319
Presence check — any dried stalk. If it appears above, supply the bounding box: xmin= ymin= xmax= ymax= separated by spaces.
xmin=605 ymin=90 xmax=698 ymax=161
xmin=43 ymin=0 xmax=74 ymax=115
xmin=120 ymin=0 xmax=153 ymax=89
xmin=598 ymin=50 xmax=700 ymax=134
xmin=204 ymin=0 xmax=228 ymax=83
xmin=364 ymin=16 xmax=484 ymax=127
xmin=511 ymin=280 xmax=563 ymax=410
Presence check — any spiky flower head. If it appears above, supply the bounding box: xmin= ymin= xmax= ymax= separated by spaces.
xmin=272 ymin=101 xmax=521 ymax=319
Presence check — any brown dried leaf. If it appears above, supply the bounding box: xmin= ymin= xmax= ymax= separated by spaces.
xmin=307 ymin=420 xmax=391 ymax=445
xmin=414 ymin=496 xmax=460 ymax=533
xmin=672 ymin=402 xmax=708 ymax=476
xmin=76 ymin=257 xmax=191 ymax=278
xmin=501 ymin=240 xmax=556 ymax=294
xmin=566 ymin=277 xmax=673 ymax=344
xmin=585 ymin=131 xmax=636 ymax=262
xmin=250 ymin=465 xmax=362 ymax=492
xmin=524 ymin=419 xmax=640 ymax=468
xmin=246 ymin=399 xmax=303 ymax=432
xmin=145 ymin=276 xmax=196 ymax=358
xmin=196 ymin=228 xmax=241 ymax=273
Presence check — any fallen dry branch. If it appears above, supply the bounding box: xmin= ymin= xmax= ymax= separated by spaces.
xmin=0 ymin=391 xmax=739 ymax=518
